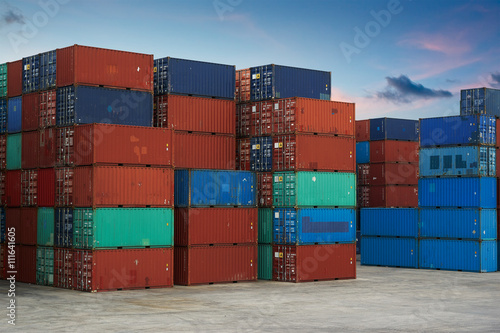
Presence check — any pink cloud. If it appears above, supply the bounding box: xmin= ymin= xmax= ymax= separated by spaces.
xmin=398 ymin=33 xmax=471 ymax=56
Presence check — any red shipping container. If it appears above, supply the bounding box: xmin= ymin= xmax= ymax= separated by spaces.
xmin=39 ymin=128 xmax=56 ymax=168
xmin=173 ymin=132 xmax=235 ymax=170
xmin=17 ymin=245 xmax=37 ymax=284
xmin=273 ymin=135 xmax=355 ymax=172
xmin=38 ymin=168 xmax=55 ymax=207
xmin=356 ymin=120 xmax=370 ymax=142
xmin=174 ymin=244 xmax=257 ymax=286
xmin=21 ymin=131 xmax=39 ymax=169
xmin=54 ymin=248 xmax=74 ymax=289
xmin=39 ymin=90 xmax=57 ymax=128
xmin=174 ymin=208 xmax=258 ymax=246
xmin=358 ymin=185 xmax=418 ymax=208
xmin=55 ymin=167 xmax=73 ymax=207
xmin=236 ymin=103 xmax=252 ymax=137
xmin=73 ymin=166 xmax=174 ymax=207
xmin=22 ymin=93 xmax=40 ymax=131
xmin=21 ymin=170 xmax=37 ymax=207
xmin=370 ymin=140 xmax=419 ymax=163
xmin=0 ymin=135 xmax=6 ymax=169
xmin=257 ymin=172 xmax=273 ymax=207
xmin=5 ymin=170 xmax=21 ymax=207
xmin=0 ymin=172 xmax=5 ymax=205
xmin=6 ymin=208 xmax=37 ymax=245
xmin=497 ymin=148 xmax=500 ymax=180
xmin=250 ymin=101 xmax=273 ymax=136
xmin=56 ymin=127 xmax=74 ymax=166
xmin=273 ymin=243 xmax=356 ymax=282
xmin=73 ymin=248 xmax=173 ymax=292
xmin=7 ymin=60 xmax=22 ymax=98
xmin=236 ymin=138 xmax=250 ymax=171
xmin=5 ymin=208 xmax=21 ymax=243
xmin=357 ymin=163 xmax=419 ymax=186
xmin=57 ymin=45 xmax=153 ymax=91
xmin=0 ymin=244 xmax=6 ymax=280
xmin=154 ymin=95 xmax=236 ymax=135
xmin=235 ymin=69 xmax=250 ymax=103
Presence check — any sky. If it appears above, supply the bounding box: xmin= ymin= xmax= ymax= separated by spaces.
xmin=0 ymin=0 xmax=499 ymax=120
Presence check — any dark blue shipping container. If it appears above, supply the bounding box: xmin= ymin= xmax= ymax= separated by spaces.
xmin=7 ymin=96 xmax=22 ymax=133
xmin=175 ymin=169 xmax=256 ymax=207
xmin=498 ymin=240 xmax=500 ymax=272
xmin=419 ymin=239 xmax=497 ymax=272
xmin=0 ymin=207 xmax=5 ymax=243
xmin=56 ymin=85 xmax=153 ymax=127
xmin=360 ymin=208 xmax=418 ymax=238
xmin=250 ymin=136 xmax=272 ymax=171
xmin=55 ymin=208 xmax=73 ymax=248
xmin=39 ymin=50 xmax=56 ymax=91
xmin=361 ymin=237 xmax=418 ymax=268
xmin=0 ymin=98 xmax=6 ymax=133
xmin=356 ymin=230 xmax=361 ymax=254
xmin=356 ymin=142 xmax=369 ymax=164
xmin=250 ymin=64 xmax=331 ymax=102
xmin=418 ymin=177 xmax=496 ymax=208
xmin=22 ymin=55 xmax=40 ymax=94
xmin=419 ymin=115 xmax=496 ymax=147
xmin=370 ymin=118 xmax=419 ymax=141
xmin=460 ymin=88 xmax=500 ymax=117
xmin=154 ymin=57 xmax=235 ymax=99
xmin=273 ymin=208 xmax=356 ymax=245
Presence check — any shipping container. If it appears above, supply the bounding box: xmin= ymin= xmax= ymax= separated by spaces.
xmin=57 ymin=45 xmax=153 ymax=91
xmin=173 ymin=132 xmax=235 ymax=170
xmin=55 ymin=167 xmax=73 ymax=207
xmin=54 ymin=248 xmax=73 ymax=288
xmin=18 ymin=245 xmax=37 ymax=284
xmin=273 ymin=135 xmax=355 ymax=172
xmin=175 ymin=169 xmax=256 ymax=207
xmin=273 ymin=208 xmax=356 ymax=245
xmin=22 ymin=55 xmax=40 ymax=94
xmin=370 ymin=140 xmax=419 ymax=163
xmin=21 ymin=168 xmax=55 ymax=207
xmin=39 ymin=50 xmax=56 ymax=91
xmin=174 ymin=208 xmax=257 ymax=246
xmin=258 ymin=244 xmax=272 ymax=280
xmin=357 ymin=163 xmax=419 ymax=186
xmin=7 ymin=60 xmax=22 ymax=98
xmin=356 ymin=230 xmax=361 ymax=254
xmin=0 ymin=99 xmax=6 ymax=133
xmin=174 ymin=244 xmax=257 ymax=285
xmin=418 ymin=177 xmax=496 ymax=208
xmin=5 ymin=170 xmax=21 ymax=207
xmin=22 ymin=92 xmax=40 ymax=131
xmin=37 ymin=207 xmax=54 ymax=246
xmin=0 ymin=244 xmax=5 ymax=279
xmin=19 ymin=208 xmax=37 ymax=245
xmin=6 ymin=133 xmax=21 ymax=170
xmin=55 ymin=208 xmax=72 ymax=248
xmin=0 ymin=63 xmax=6 ymax=98
xmin=419 ymin=146 xmax=495 ymax=177
xmin=236 ymin=68 xmax=251 ymax=103
xmin=236 ymin=138 xmax=250 ymax=170
xmin=0 ymin=208 xmax=5 ymax=243
xmin=7 ymin=96 xmax=21 ymax=133
xmin=273 ymin=243 xmax=356 ymax=282
xmin=0 ymin=135 xmax=5 ymax=169
xmin=258 ymin=208 xmax=273 ymax=244
xmin=21 ymin=130 xmax=39 ymax=169
xmin=419 ymin=239 xmax=497 ymax=272
xmin=360 ymin=208 xmax=418 ymax=237
xmin=358 ymin=185 xmax=418 ymax=208
xmin=236 ymin=103 xmax=252 ymax=137
xmin=460 ymin=88 xmax=500 ymax=117
xmin=257 ymin=172 xmax=273 ymax=207
xmin=0 ymin=172 xmax=5 ymax=206
xmin=356 ymin=142 xmax=369 ymax=164
xmin=356 ymin=119 xmax=370 ymax=142
xmin=251 ymin=136 xmax=272 ymax=171
xmin=273 ymin=171 xmax=356 ymax=207
xmin=154 ymin=94 xmax=235 ymax=134
xmin=73 ymin=166 xmax=174 ymax=207
xmin=39 ymin=128 xmax=56 ymax=168
xmin=420 ymin=115 xmax=496 ymax=147
xmin=36 ymin=246 xmax=54 ymax=286
xmin=73 ymin=208 xmax=174 ymax=249
xmin=361 ymin=237 xmax=418 ymax=268
xmin=370 ymin=118 xmax=419 ymax=141
xmin=5 ymin=208 xmax=20 ymax=242
xmin=154 ymin=57 xmax=235 ymax=99
xmin=250 ymin=64 xmax=330 ymax=102
xmin=39 ymin=89 xmax=56 ymax=128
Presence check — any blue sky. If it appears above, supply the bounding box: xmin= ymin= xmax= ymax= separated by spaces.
xmin=0 ymin=0 xmax=499 ymax=119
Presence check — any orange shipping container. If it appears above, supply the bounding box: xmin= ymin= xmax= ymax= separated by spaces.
xmin=235 ymin=69 xmax=251 ymax=103
xmin=356 ymin=120 xmax=370 ymax=142
xmin=370 ymin=140 xmax=419 ymax=163
xmin=236 ymin=138 xmax=250 ymax=171
xmin=236 ymin=103 xmax=252 ymax=137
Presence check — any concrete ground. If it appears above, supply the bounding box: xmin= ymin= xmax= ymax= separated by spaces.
xmin=1 ymin=259 xmax=500 ymax=332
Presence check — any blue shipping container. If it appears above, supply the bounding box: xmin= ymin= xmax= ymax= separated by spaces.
xmin=0 ymin=207 xmax=5 ymax=243
xmin=418 ymin=177 xmax=496 ymax=208
xmin=55 ymin=208 xmax=73 ymax=248
xmin=460 ymin=88 xmax=500 ymax=117
xmin=370 ymin=118 xmax=419 ymax=141
xmin=0 ymin=98 xmax=6 ymax=133
xmin=419 ymin=146 xmax=496 ymax=177
xmin=361 ymin=237 xmax=418 ymax=268
xmin=22 ymin=55 xmax=40 ymax=94
xmin=250 ymin=136 xmax=272 ymax=172
xmin=273 ymin=208 xmax=356 ymax=245
xmin=360 ymin=208 xmax=418 ymax=238
xmin=356 ymin=142 xmax=370 ymax=164
xmin=175 ymin=169 xmax=256 ymax=207
xmin=419 ymin=115 xmax=496 ymax=147
xmin=420 ymin=208 xmax=496 ymax=240
xmin=56 ymin=85 xmax=153 ymax=127
xmin=356 ymin=230 xmax=361 ymax=254
xmin=250 ymin=64 xmax=331 ymax=102
xmin=154 ymin=57 xmax=235 ymax=99
xmin=7 ymin=96 xmax=22 ymax=133
xmin=39 ymin=50 xmax=56 ymax=91
xmin=419 ymin=239 xmax=497 ymax=272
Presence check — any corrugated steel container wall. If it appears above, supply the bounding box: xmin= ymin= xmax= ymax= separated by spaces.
xmin=18 ymin=245 xmax=37 ymax=284
xmin=0 ymin=208 xmax=5 ymax=243
xmin=154 ymin=95 xmax=235 ymax=134
xmin=39 ymin=89 xmax=56 ymax=128
xmin=7 ymin=60 xmax=22 ymax=98
xmin=370 ymin=140 xmax=419 ymax=163
xmin=174 ymin=245 xmax=257 ymax=286
xmin=258 ymin=244 xmax=273 ymax=280
xmin=54 ymin=248 xmax=74 ymax=288
xmin=73 ymin=248 xmax=173 ymax=292
xmin=250 ymin=65 xmax=331 ymax=102
xmin=419 ymin=146 xmax=496 ymax=177
xmin=22 ymin=92 xmax=40 ymax=131
xmin=55 ymin=208 xmax=73 ymax=248
xmin=257 ymin=172 xmax=273 ymax=207
xmin=356 ymin=142 xmax=370 ymax=164
xmin=0 ymin=63 xmax=6 ymax=98
xmin=357 ymin=163 xmax=419 ymax=186
xmin=359 ymin=185 xmax=418 ymax=208
xmin=73 ymin=208 xmax=173 ymax=249
xmin=273 ymin=243 xmax=356 ymax=282
xmin=174 ymin=208 xmax=257 ymax=246
xmin=258 ymin=208 xmax=273 ymax=244
xmin=460 ymin=88 xmax=500 ymax=116
xmin=273 ymin=135 xmax=355 ymax=172
xmin=418 ymin=177 xmax=496 ymax=208
xmin=55 ymin=167 xmax=73 ymax=207
xmin=360 ymin=208 xmax=418 ymax=237
xmin=39 ymin=50 xmax=56 ymax=91
xmin=73 ymin=166 xmax=174 ymax=207
xmin=356 ymin=119 xmax=370 ymax=142
xmin=273 ymin=208 xmax=356 ymax=245
xmin=419 ymin=208 xmax=497 ymax=239
xmin=419 ymin=239 xmax=497 ymax=272
xmin=5 ymin=208 xmax=21 ymax=242
xmin=36 ymin=168 xmax=55 ymax=207
xmin=273 ymin=172 xmax=356 ymax=207
xmin=36 ymin=246 xmax=54 ymax=286
xmin=0 ymin=172 xmax=5 ymax=206
xmin=37 ymin=207 xmax=54 ymax=246
xmin=173 ymin=132 xmax=235 ymax=170
xmin=21 ymin=169 xmax=37 ymax=207
xmin=0 ymin=135 xmax=5 ymax=169
xmin=7 ymin=96 xmax=22 ymax=133
xmin=236 ymin=138 xmax=250 ymax=171
xmin=356 ymin=230 xmax=361 ymax=254
xmin=0 ymin=244 xmax=5 ymax=279
xmin=236 ymin=103 xmax=252 ymax=137
xmin=361 ymin=237 xmax=418 ymax=268
xmin=39 ymin=128 xmax=56 ymax=168
xmin=21 ymin=131 xmax=39 ymax=169
xmin=22 ymin=55 xmax=40 ymax=94
xmin=174 ymin=169 xmax=256 ymax=207
xmin=0 ymin=99 xmax=7 ymax=133
xmin=236 ymin=68 xmax=251 ymax=103
xmin=6 ymin=133 xmax=21 ymax=170
xmin=7 ymin=208 xmax=37 ymax=245
xmin=56 ymin=127 xmax=74 ymax=166
xmin=370 ymin=118 xmax=419 ymax=141
xmin=57 ymin=45 xmax=153 ymax=91
xmin=250 ymin=136 xmax=272 ymax=171
xmin=5 ymin=170 xmax=21 ymax=207
xmin=154 ymin=57 xmax=235 ymax=99
xmin=420 ymin=115 xmax=496 ymax=147
xmin=250 ymin=99 xmax=274 ymax=136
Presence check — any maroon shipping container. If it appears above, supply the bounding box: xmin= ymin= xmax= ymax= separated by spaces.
xmin=17 ymin=245 xmax=37 ymax=284
xmin=56 ymin=127 xmax=74 ymax=166
xmin=370 ymin=140 xmax=419 ymax=163
xmin=173 ymin=132 xmax=235 ymax=170
xmin=7 ymin=60 xmax=22 ymax=98
xmin=5 ymin=170 xmax=21 ymax=207
xmin=5 ymin=208 xmax=21 ymax=243
xmin=257 ymin=172 xmax=273 ymax=207
xmin=0 ymin=172 xmax=5 ymax=206
xmin=21 ymin=169 xmax=37 ymax=207
xmin=55 ymin=167 xmax=73 ymax=207
xmin=0 ymin=244 xmax=5 ymax=280
xmin=39 ymin=128 xmax=56 ymax=168
xmin=273 ymin=243 xmax=356 ymax=282
xmin=236 ymin=138 xmax=250 ymax=171
xmin=72 ymin=248 xmax=173 ymax=292
xmin=236 ymin=103 xmax=252 ymax=137
xmin=22 ymin=93 xmax=40 ymax=131
xmin=73 ymin=166 xmax=174 ymax=207
xmin=174 ymin=244 xmax=257 ymax=286
xmin=273 ymin=135 xmax=355 ymax=172
xmin=6 ymin=208 xmax=37 ymax=245
xmin=54 ymin=248 xmax=74 ymax=289
xmin=57 ymin=45 xmax=153 ymax=91
xmin=39 ymin=90 xmax=57 ymax=128
xmin=21 ymin=131 xmax=39 ymax=169
xmin=174 ymin=208 xmax=258 ymax=246
xmin=356 ymin=120 xmax=370 ymax=142
xmin=358 ymin=185 xmax=418 ymax=208
xmin=250 ymin=101 xmax=273 ymax=136
xmin=357 ymin=163 xmax=419 ymax=186
xmin=235 ymin=69 xmax=250 ymax=103
xmin=38 ymin=168 xmax=55 ymax=207
xmin=0 ymin=135 xmax=6 ymax=169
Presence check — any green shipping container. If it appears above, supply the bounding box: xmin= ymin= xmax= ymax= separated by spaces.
xmin=0 ymin=63 xmax=6 ymax=97
xmin=258 ymin=244 xmax=273 ymax=280
xmin=36 ymin=247 xmax=54 ymax=286
xmin=273 ymin=171 xmax=356 ymax=207
xmin=258 ymin=208 xmax=273 ymax=244
xmin=37 ymin=208 xmax=55 ymax=246
xmin=73 ymin=208 xmax=174 ymax=249
xmin=6 ymin=133 xmax=21 ymax=170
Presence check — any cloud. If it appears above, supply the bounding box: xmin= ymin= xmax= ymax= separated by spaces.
xmin=376 ymin=75 xmax=453 ymax=104
xmin=446 ymin=79 xmax=460 ymax=84
xmin=491 ymin=72 xmax=500 ymax=88
xmin=0 ymin=2 xmax=25 ymax=26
